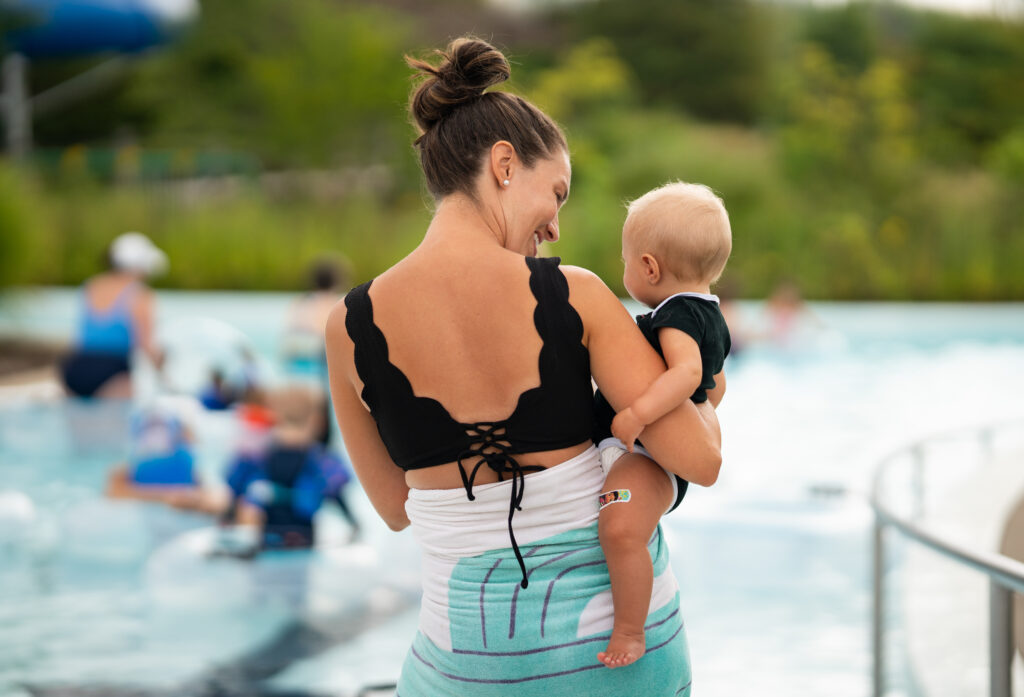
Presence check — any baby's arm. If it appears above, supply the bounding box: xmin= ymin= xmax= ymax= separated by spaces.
xmin=706 ymin=370 xmax=726 ymax=408
xmin=611 ymin=327 xmax=702 ymax=449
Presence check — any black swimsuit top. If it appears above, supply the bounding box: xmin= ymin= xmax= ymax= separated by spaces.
xmin=344 ymin=256 xmax=594 ymax=587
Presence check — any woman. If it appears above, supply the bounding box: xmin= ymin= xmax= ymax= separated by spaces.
xmin=325 ymin=38 xmax=721 ymax=695
xmin=60 ymin=232 xmax=165 ymax=399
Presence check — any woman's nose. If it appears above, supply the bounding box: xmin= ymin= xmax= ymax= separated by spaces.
xmin=544 ymin=217 xmax=559 ymax=243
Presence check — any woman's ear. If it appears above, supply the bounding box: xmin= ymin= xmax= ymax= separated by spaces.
xmin=490 ymin=140 xmax=516 ymax=188
xmin=640 ymin=253 xmax=661 ymax=284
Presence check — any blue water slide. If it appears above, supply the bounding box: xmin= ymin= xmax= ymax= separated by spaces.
xmin=1 ymin=0 xmax=197 ymax=58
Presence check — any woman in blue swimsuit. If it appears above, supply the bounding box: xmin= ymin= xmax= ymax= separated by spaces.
xmin=325 ymin=37 xmax=722 ymax=695
xmin=60 ymin=232 xmax=166 ymax=399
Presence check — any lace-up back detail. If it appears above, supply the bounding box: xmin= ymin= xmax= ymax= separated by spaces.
xmin=344 ymin=256 xmax=593 ymax=586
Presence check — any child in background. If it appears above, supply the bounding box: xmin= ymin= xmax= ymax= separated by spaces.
xmin=105 ymin=395 xmax=200 ymax=505
xmin=220 ymin=384 xmax=361 ymax=553
xmin=281 ymin=256 xmax=350 ymax=447
xmin=593 ymin=181 xmax=732 ymax=668
xmin=232 ymin=383 xmax=275 ymax=461
xmin=281 ymin=257 xmax=348 ymax=379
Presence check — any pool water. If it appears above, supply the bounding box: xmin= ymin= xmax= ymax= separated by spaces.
xmin=2 ymin=291 xmax=1024 ymax=697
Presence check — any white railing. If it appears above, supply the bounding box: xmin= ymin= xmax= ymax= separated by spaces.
xmin=871 ymin=422 xmax=1024 ymax=697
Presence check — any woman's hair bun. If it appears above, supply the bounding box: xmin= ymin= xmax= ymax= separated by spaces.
xmin=407 ymin=37 xmax=511 ymax=134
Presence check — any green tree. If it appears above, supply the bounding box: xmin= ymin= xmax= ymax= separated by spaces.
xmin=777 ymin=45 xmax=916 ymax=198
xmin=800 ymin=2 xmax=878 ymax=73
xmin=128 ymin=0 xmax=415 ymax=168
xmin=988 ymin=127 xmax=1024 ymax=186
xmin=559 ymin=0 xmax=770 ymax=124
xmin=909 ymin=12 xmax=1024 ymax=163
xmin=0 ymin=165 xmax=45 ymax=288
xmin=528 ymin=38 xmax=635 ymax=123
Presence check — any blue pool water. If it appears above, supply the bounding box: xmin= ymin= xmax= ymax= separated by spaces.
xmin=2 ymin=290 xmax=1024 ymax=697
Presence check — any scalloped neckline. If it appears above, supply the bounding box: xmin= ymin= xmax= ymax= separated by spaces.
xmin=360 ymin=260 xmax=551 ymax=428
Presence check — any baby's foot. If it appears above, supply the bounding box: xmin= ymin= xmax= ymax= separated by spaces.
xmin=597 ymin=630 xmax=645 ymax=668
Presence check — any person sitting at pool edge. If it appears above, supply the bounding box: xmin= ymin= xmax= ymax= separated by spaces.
xmin=105 ymin=395 xmax=203 ymax=506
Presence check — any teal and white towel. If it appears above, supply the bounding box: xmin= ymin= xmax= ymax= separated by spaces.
xmin=398 ymin=446 xmax=692 ymax=696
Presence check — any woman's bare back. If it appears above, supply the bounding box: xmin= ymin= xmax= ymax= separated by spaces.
xmin=362 ymin=247 xmax=590 ymax=488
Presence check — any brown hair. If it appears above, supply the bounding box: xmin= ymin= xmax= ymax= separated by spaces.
xmin=406 ymin=37 xmax=567 ymax=200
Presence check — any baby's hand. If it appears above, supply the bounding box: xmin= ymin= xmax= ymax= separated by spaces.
xmin=611 ymin=407 xmax=645 ymax=451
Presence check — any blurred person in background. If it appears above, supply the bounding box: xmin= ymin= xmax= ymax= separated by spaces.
xmin=281 ymin=256 xmax=350 ymax=446
xmin=60 ymin=232 xmax=166 ymax=399
xmin=218 ymin=384 xmax=338 ymax=554
xmin=105 ymin=395 xmax=207 ymax=507
xmin=326 ymin=36 xmax=720 ymax=695
xmin=199 ymin=347 xmax=263 ymax=411
xmin=282 ymin=256 xmax=349 ymax=377
xmin=751 ymin=279 xmax=828 ymax=353
xmin=765 ymin=280 xmax=811 ymax=346
xmin=715 ymin=277 xmax=748 ymax=359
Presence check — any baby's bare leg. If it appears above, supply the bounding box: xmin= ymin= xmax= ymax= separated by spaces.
xmin=597 ymin=452 xmax=675 ymax=668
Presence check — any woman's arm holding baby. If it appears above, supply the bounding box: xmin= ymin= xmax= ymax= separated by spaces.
xmin=611 ymin=327 xmax=702 ymax=447
xmin=565 ymin=266 xmax=721 ymax=486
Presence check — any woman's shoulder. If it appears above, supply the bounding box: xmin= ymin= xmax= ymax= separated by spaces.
xmin=557 ymin=262 xmax=602 ymax=286
xmin=557 ymin=263 xmax=619 ymax=311
xmin=85 ymin=272 xmax=148 ymax=308
xmin=325 ymin=294 xmax=355 ymax=346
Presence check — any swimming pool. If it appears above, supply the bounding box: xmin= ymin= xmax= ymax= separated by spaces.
xmin=2 ymin=291 xmax=1023 ymax=696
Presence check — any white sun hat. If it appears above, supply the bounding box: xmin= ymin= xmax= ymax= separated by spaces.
xmin=110 ymin=232 xmax=168 ymax=277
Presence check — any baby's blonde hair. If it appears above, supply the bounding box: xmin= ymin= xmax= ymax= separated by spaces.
xmin=624 ymin=181 xmax=732 ymax=284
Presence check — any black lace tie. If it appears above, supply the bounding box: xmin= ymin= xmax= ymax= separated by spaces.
xmin=456 ymin=421 xmax=544 ymax=589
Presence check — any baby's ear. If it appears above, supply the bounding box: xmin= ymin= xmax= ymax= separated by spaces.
xmin=640 ymin=253 xmax=661 ymax=284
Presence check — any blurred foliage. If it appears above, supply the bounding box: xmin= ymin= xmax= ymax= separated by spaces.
xmin=0 ymin=165 xmax=41 ymax=286
xmin=2 ymin=0 xmax=1024 ymax=300
xmin=988 ymin=127 xmax=1024 ymax=185
xmin=124 ymin=0 xmax=417 ymax=170
xmin=0 ymin=175 xmax=433 ymax=290
xmin=908 ymin=12 xmax=1024 ymax=163
xmin=558 ymin=0 xmax=771 ymax=124
xmin=775 ymin=46 xmax=918 ymax=201
xmin=528 ymin=38 xmax=636 ymax=123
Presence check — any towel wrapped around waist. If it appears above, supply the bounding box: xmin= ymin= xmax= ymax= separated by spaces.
xmin=399 ymin=445 xmax=692 ymax=696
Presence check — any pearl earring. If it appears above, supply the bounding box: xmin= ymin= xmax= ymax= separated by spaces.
xmin=502 ymin=179 xmax=510 ymax=187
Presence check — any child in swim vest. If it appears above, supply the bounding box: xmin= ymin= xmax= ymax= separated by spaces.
xmin=220 ymin=384 xmax=334 ymax=553
xmin=593 ymin=181 xmax=732 ymax=668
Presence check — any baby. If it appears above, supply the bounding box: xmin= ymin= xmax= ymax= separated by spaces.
xmin=594 ymin=181 xmax=732 ymax=668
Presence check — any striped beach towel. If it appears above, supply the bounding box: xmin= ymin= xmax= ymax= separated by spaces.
xmin=398 ymin=446 xmax=692 ymax=696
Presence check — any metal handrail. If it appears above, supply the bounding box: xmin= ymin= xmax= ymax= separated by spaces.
xmin=870 ymin=422 xmax=1024 ymax=697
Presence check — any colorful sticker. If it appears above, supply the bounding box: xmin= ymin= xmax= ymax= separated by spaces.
xmin=598 ymin=489 xmax=632 ymax=509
